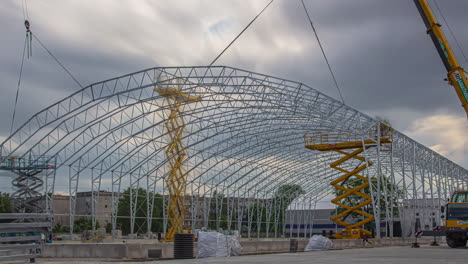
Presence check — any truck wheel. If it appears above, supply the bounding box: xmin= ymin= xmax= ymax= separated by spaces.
xmin=447 ymin=238 xmax=465 ymax=248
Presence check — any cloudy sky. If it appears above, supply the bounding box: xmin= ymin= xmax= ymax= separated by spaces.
xmin=0 ymin=0 xmax=466 ymax=173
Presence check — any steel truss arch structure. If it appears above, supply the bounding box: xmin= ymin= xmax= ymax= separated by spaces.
xmin=0 ymin=66 xmax=466 ymax=238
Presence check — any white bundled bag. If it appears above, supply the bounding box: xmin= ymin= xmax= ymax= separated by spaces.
xmin=198 ymin=232 xmax=228 ymax=258
xmin=304 ymin=235 xmax=333 ymax=251
xmin=227 ymin=235 xmax=242 ymax=256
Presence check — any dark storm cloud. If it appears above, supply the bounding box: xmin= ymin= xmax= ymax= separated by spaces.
xmin=258 ymin=0 xmax=468 ymax=116
xmin=0 ymin=0 xmax=466 ymax=170
xmin=0 ymin=2 xmax=160 ymax=134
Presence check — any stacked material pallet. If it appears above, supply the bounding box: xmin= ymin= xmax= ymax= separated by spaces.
xmin=0 ymin=213 xmax=51 ymax=263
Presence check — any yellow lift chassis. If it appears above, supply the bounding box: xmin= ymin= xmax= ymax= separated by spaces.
xmin=155 ymin=85 xmax=201 ymax=241
xmin=304 ymin=128 xmax=392 ymax=239
xmin=414 ymin=0 xmax=468 ymax=118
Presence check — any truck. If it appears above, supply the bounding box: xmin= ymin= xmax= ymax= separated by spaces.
xmin=441 ymin=191 xmax=468 ymax=248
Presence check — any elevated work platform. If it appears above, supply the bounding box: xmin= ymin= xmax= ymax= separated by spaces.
xmin=304 ymin=128 xmax=393 ymax=151
xmin=155 ymin=85 xmax=201 ymax=241
xmin=304 ymin=126 xmax=392 ymax=239
xmin=0 ymin=156 xmax=55 ymax=170
xmin=155 ymin=87 xmax=202 ymax=103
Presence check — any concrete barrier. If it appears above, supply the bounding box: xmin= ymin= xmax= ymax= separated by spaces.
xmin=42 ymin=243 xmax=128 ymax=258
xmin=43 ymin=242 xmax=194 ymax=259
xmin=42 ymin=237 xmax=438 ymax=259
xmin=236 ymin=237 xmax=436 ymax=255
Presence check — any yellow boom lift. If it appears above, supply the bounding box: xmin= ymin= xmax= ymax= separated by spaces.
xmin=414 ymin=0 xmax=468 ymax=118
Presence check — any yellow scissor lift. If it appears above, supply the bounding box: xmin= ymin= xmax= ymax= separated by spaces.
xmin=304 ymin=126 xmax=392 ymax=239
xmin=155 ymin=85 xmax=201 ymax=241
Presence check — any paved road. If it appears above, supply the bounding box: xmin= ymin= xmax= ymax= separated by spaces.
xmin=15 ymin=245 xmax=468 ymax=264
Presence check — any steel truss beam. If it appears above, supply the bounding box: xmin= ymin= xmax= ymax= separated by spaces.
xmin=0 ymin=66 xmax=465 ymax=239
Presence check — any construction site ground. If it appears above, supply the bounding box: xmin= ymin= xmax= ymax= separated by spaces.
xmin=14 ymin=245 xmax=466 ymax=264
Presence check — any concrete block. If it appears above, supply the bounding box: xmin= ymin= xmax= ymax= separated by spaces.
xmin=239 ymin=241 xmax=257 ymax=255
xmin=297 ymin=240 xmax=308 ymax=251
xmin=96 ymin=228 xmax=107 ymax=236
xmin=60 ymin=234 xmax=80 ymax=241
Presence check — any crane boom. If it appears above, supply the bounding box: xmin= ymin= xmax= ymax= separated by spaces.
xmin=414 ymin=0 xmax=468 ymax=118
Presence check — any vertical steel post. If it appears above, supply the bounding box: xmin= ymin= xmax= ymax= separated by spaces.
xmin=375 ymin=122 xmax=382 ymax=237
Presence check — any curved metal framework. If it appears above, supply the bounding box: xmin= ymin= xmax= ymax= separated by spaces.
xmin=0 ymin=66 xmax=466 ymax=239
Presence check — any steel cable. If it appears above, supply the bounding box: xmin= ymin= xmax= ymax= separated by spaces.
xmin=10 ymin=37 xmax=27 ymax=135
xmin=300 ymin=0 xmax=345 ymax=104
xmin=209 ymin=0 xmax=274 ymax=66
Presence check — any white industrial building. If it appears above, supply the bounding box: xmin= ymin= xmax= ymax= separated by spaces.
xmin=399 ymin=198 xmax=444 ymax=237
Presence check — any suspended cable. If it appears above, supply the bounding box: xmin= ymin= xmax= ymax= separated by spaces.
xmin=10 ymin=1 xmax=82 ymax=134
xmin=10 ymin=37 xmax=27 ymax=135
xmin=432 ymin=0 xmax=468 ymax=65
xmin=32 ymin=33 xmax=84 ymax=88
xmin=10 ymin=4 xmax=32 ymax=134
xmin=209 ymin=0 xmax=274 ymax=66
xmin=20 ymin=0 xmax=26 ymax=20
xmin=24 ymin=0 xmax=30 ymax=20
xmin=300 ymin=0 xmax=345 ymax=104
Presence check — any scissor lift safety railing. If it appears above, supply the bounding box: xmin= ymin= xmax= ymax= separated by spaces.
xmin=0 ymin=156 xmax=56 ymax=214
xmin=155 ymin=86 xmax=201 ymax=241
xmin=304 ymin=127 xmax=392 ymax=239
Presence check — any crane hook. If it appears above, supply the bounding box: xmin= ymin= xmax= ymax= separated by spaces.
xmin=24 ymin=20 xmax=32 ymax=58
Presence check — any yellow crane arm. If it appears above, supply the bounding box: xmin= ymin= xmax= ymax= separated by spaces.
xmin=414 ymin=0 xmax=468 ymax=118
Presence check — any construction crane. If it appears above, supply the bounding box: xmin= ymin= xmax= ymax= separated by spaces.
xmin=414 ymin=0 xmax=468 ymax=118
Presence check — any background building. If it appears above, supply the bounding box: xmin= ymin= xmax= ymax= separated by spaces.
xmin=285 ymin=208 xmax=340 ymax=237
xmin=52 ymin=191 xmax=113 ymax=228
xmin=400 ymin=198 xmax=444 ymax=237
xmin=286 ymin=208 xmax=403 ymax=237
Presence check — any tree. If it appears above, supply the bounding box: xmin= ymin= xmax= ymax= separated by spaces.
xmin=247 ymin=202 xmax=265 ymax=233
xmin=53 ymin=223 xmax=65 ymax=233
xmin=247 ymin=184 xmax=305 ymax=235
xmin=208 ymin=190 xmax=228 ymax=230
xmin=116 ymin=188 xmax=164 ymax=235
xmin=0 ymin=192 xmax=13 ymax=213
xmin=105 ymin=222 xmax=112 ymax=233
xmin=273 ymin=184 xmax=305 ymax=233
xmin=206 ymin=185 xmax=305 ymax=235
xmin=73 ymin=217 xmax=99 ymax=233
xmin=0 ymin=193 xmax=13 ymax=223
xmin=275 ymin=185 xmax=305 ymax=200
